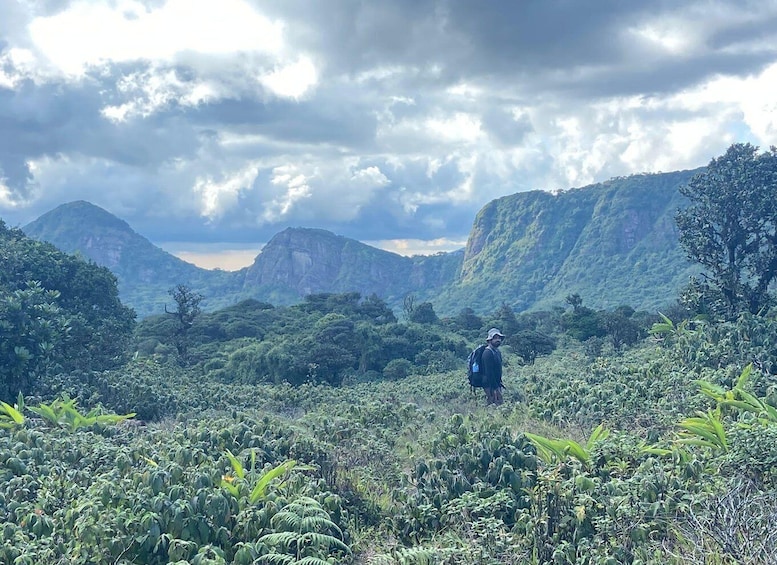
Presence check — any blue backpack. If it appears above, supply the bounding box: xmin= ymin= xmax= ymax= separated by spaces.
xmin=467 ymin=344 xmax=487 ymax=389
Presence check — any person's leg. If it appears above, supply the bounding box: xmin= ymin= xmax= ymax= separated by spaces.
xmin=484 ymin=387 xmax=495 ymax=405
xmin=493 ymin=387 xmax=504 ymax=405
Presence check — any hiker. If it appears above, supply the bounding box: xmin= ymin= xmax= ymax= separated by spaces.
xmin=483 ymin=328 xmax=504 ymax=405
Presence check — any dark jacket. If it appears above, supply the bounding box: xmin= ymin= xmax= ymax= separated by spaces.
xmin=481 ymin=345 xmax=503 ymax=389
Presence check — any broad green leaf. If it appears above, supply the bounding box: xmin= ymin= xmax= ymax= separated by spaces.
xmin=563 ymin=440 xmax=590 ymax=465
xmin=586 ymin=423 xmax=609 ymax=450
xmin=250 ymin=460 xmax=297 ymax=504
xmin=735 ymin=364 xmax=753 ymax=390
xmin=0 ymin=401 xmax=24 ymax=424
xmin=225 ymin=449 xmax=245 ymax=479
xmin=29 ymin=404 xmax=59 ymax=426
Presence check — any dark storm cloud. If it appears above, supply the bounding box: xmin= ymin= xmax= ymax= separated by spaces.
xmin=193 ymin=91 xmax=378 ymax=150
xmin=264 ymin=0 xmax=777 ymax=98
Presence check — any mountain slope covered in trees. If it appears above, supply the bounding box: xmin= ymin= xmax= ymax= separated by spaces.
xmin=21 ymin=169 xmax=701 ymax=318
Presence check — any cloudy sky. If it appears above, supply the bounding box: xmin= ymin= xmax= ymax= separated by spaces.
xmin=2 ymin=0 xmax=776 ymax=269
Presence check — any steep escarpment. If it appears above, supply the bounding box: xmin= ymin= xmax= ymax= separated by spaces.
xmin=434 ymin=169 xmax=701 ymax=314
xmin=240 ymin=228 xmax=459 ymax=306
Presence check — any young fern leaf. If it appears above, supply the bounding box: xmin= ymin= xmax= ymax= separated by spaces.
xmin=28 ymin=403 xmax=59 ymax=427
xmin=0 ymin=401 xmax=25 ymax=427
xmin=249 ymin=460 xmax=297 ymax=504
xmin=586 ymin=423 xmax=609 ymax=450
xmin=225 ymin=449 xmax=246 ymax=479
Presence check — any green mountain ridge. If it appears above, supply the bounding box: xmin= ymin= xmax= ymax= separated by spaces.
xmin=20 ymin=169 xmax=702 ymax=318
xmin=438 ymin=169 xmax=701 ymax=314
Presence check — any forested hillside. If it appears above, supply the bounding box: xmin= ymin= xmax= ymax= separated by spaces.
xmin=22 ymin=201 xmax=244 ymax=317
xmin=435 ymin=169 xmax=700 ymax=314
xmin=2 ymin=144 xmax=777 ymax=564
xmin=24 ymin=168 xmax=699 ymax=319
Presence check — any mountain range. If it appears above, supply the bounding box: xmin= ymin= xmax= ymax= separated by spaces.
xmin=19 ymin=169 xmax=701 ymax=318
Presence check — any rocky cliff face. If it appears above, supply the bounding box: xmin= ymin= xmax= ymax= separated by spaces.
xmin=241 ymin=227 xmax=458 ymax=304
xmin=435 ymin=169 xmax=700 ymax=314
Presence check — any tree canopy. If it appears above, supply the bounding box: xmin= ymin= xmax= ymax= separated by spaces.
xmin=0 ymin=220 xmax=136 ymax=400
xmin=676 ymin=143 xmax=777 ymax=317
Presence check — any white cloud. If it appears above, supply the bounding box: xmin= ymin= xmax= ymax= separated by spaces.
xmin=4 ymin=0 xmax=777 ymax=246
xmin=0 ymin=180 xmax=16 ymax=208
xmin=349 ymin=166 xmax=390 ymax=190
xmin=102 ymin=67 xmax=223 ymax=121
xmin=194 ymin=162 xmax=260 ymax=220
xmin=259 ymin=56 xmax=318 ymax=100
xmin=0 ymin=48 xmax=39 ymax=87
xmin=265 ymin=164 xmax=313 ymax=222
xmin=629 ymin=20 xmax=701 ymax=56
xmin=425 ymin=112 xmax=483 ymax=143
xmin=27 ymin=0 xmax=284 ymax=77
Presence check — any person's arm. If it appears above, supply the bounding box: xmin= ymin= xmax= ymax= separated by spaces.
xmin=482 ymin=348 xmax=496 ymax=385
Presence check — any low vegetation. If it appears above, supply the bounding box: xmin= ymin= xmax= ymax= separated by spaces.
xmin=2 ymin=143 xmax=777 ymax=563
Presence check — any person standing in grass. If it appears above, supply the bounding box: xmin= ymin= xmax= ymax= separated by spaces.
xmin=483 ymin=328 xmax=504 ymax=405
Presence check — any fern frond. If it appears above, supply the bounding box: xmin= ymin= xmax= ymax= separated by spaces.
xmin=298 ymin=516 xmax=338 ymax=535
xmin=258 ymin=531 xmax=299 ymax=550
xmin=299 ymin=532 xmax=350 ymax=554
xmin=301 ymin=516 xmax=342 ymax=538
xmin=294 ymin=558 xmax=335 ymax=565
xmin=393 ymin=546 xmax=439 ymax=564
xmin=271 ymin=510 xmax=302 ymax=531
xmin=256 ymin=553 xmax=295 ymax=565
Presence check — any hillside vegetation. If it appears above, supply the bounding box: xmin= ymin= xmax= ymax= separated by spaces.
xmin=24 ymin=169 xmax=699 ymax=319
xmin=2 ymin=143 xmax=777 ymax=564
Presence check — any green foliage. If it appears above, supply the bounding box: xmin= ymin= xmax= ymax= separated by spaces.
xmin=383 ymin=358 xmax=413 ymax=380
xmin=221 ymin=454 xmax=300 ymax=507
xmin=511 ymin=329 xmax=556 ymax=364
xmin=27 ymin=394 xmax=135 ymax=432
xmin=677 ymin=143 xmax=777 ymax=318
xmin=166 ymin=284 xmax=204 ymax=366
xmin=0 ymin=393 xmax=25 ymax=429
xmin=0 ymin=220 xmax=136 ymax=402
xmin=407 ymin=302 xmax=439 ymax=324
xmin=525 ymin=424 xmax=609 ymax=467
xmin=435 ymin=170 xmax=699 ymax=315
xmin=560 ymin=305 xmax=606 ymax=341
xmin=0 ymin=282 xmax=69 ymax=401
xmin=258 ymin=496 xmax=350 ymax=562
